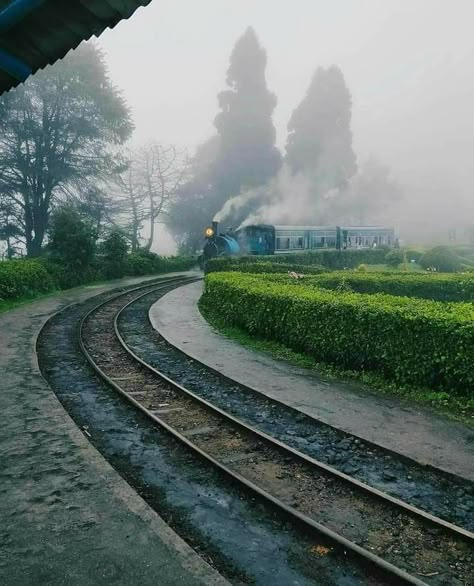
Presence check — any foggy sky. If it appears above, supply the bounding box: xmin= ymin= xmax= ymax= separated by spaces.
xmin=100 ymin=0 xmax=474 ymax=241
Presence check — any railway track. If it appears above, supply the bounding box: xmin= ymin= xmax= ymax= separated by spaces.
xmin=78 ymin=282 xmax=473 ymax=586
xmin=120 ymin=286 xmax=474 ymax=535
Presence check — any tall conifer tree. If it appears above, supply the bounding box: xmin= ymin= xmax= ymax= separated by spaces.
xmin=286 ymin=66 xmax=356 ymax=191
xmin=213 ymin=27 xmax=281 ymax=210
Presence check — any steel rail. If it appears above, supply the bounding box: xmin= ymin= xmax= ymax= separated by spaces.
xmin=77 ymin=285 xmax=438 ymax=586
xmin=150 ymin=287 xmax=473 ymax=493
xmin=116 ymin=286 xmax=474 ymax=542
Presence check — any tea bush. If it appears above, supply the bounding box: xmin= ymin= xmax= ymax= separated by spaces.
xmin=0 ymin=252 xmax=196 ymax=305
xmin=419 ymin=246 xmax=461 ymax=273
xmin=206 ymin=259 xmax=325 ymax=275
xmin=205 ymin=248 xmax=388 ymax=272
xmin=305 ymin=271 xmax=474 ymax=302
xmin=201 ymin=272 xmax=474 ymax=397
xmin=0 ymin=260 xmax=56 ymax=300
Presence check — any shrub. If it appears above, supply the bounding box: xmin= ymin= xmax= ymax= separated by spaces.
xmin=40 ymin=259 xmax=101 ymax=289
xmin=385 ymin=249 xmax=405 ymax=267
xmin=47 ymin=208 xmax=97 ymax=270
xmin=201 ymin=272 xmax=474 ymax=397
xmin=205 ymin=249 xmax=387 ymax=272
xmin=0 ymin=259 xmax=56 ymax=300
xmin=304 ymin=271 xmax=474 ymax=302
xmin=126 ymin=252 xmax=155 ymax=276
xmin=405 ymin=248 xmax=424 ymax=264
xmin=419 ymin=246 xmax=461 ymax=273
xmin=126 ymin=249 xmax=196 ymax=276
xmin=206 ymin=258 xmax=325 ymax=275
xmin=100 ymin=230 xmax=129 ymax=278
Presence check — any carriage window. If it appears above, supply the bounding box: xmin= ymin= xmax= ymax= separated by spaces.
xmin=311 ymin=231 xmax=336 ymax=248
xmin=276 ymin=237 xmax=290 ymax=250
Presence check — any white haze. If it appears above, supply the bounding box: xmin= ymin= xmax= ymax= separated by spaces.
xmin=215 ymin=164 xmax=397 ymax=231
xmin=100 ymin=0 xmax=474 ymax=245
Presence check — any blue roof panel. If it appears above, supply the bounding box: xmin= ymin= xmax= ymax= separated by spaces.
xmin=0 ymin=0 xmax=153 ymax=94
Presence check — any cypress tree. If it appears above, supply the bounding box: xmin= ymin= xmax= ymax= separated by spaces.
xmin=213 ymin=27 xmax=281 ymax=211
xmin=286 ymin=66 xmax=357 ymax=191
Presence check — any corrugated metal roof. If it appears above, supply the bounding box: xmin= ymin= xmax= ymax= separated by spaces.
xmin=0 ymin=0 xmax=153 ymax=95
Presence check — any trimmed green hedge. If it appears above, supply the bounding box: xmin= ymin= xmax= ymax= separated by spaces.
xmin=0 ymin=260 xmax=56 ymax=300
xmin=0 ymin=253 xmax=196 ymax=304
xmin=126 ymin=251 xmax=196 ymax=276
xmin=201 ymin=272 xmax=474 ymax=397
xmin=206 ymin=258 xmax=325 ymax=275
xmin=205 ymin=248 xmax=388 ymax=272
xmin=305 ymin=271 xmax=474 ymax=302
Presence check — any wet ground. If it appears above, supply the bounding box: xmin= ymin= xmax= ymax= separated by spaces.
xmin=121 ymin=290 xmax=474 ymax=532
xmin=149 ymin=282 xmax=474 ymax=482
xmin=0 ymin=274 xmax=224 ymax=586
xmin=37 ymin=285 xmax=387 ymax=586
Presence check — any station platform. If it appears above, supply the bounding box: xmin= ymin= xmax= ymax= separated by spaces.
xmin=150 ymin=281 xmax=474 ymax=482
xmin=0 ymin=274 xmax=226 ymax=585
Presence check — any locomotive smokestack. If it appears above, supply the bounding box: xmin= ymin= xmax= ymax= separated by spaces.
xmin=212 ymin=220 xmax=218 ymax=236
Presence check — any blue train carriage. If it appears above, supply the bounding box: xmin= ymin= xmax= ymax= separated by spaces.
xmin=236 ymin=224 xmax=275 ymax=255
xmin=273 ymin=225 xmax=395 ymax=253
xmin=199 ymin=221 xmax=396 ymax=267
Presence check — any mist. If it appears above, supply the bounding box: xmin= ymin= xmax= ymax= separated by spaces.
xmin=99 ymin=0 xmax=474 ymax=246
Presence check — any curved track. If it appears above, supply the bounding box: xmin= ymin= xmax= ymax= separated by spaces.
xmin=78 ymin=283 xmax=473 ymax=586
xmin=121 ymin=285 xmax=474 ymax=531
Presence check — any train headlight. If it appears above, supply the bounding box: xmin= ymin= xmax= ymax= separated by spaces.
xmin=205 ymin=227 xmax=214 ymax=237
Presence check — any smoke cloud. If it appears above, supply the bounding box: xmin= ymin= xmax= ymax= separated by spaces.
xmin=214 ymin=162 xmax=400 ymax=231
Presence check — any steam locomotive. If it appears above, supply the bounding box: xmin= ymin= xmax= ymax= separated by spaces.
xmin=199 ymin=220 xmax=395 ymax=267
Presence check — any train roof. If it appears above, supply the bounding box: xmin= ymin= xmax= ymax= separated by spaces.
xmin=273 ymin=225 xmax=394 ymax=231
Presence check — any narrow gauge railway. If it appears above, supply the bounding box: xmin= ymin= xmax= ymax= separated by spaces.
xmin=80 ymin=284 xmax=473 ymax=586
xmin=38 ymin=276 xmax=400 ymax=586
xmin=119 ymin=289 xmax=474 ymax=533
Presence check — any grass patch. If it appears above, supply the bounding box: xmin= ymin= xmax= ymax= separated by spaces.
xmin=0 ymin=290 xmax=60 ymax=314
xmin=364 ymin=263 xmax=423 ymax=272
xmin=200 ymin=303 xmax=474 ymax=425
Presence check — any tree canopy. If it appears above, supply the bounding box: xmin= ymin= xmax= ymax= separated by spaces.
xmin=213 ymin=27 xmax=281 ymax=212
xmin=286 ymin=66 xmax=357 ymax=192
xmin=167 ymin=28 xmax=282 ymax=251
xmin=0 ymin=43 xmax=133 ymax=256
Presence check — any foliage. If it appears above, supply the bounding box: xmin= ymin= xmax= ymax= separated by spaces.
xmin=305 ymin=271 xmax=474 ymax=302
xmin=205 ymin=259 xmax=325 ymax=275
xmin=168 ymin=28 xmax=282 ymax=252
xmin=213 ymin=27 xmax=281 ymax=218
xmin=41 ymin=259 xmax=101 ymax=290
xmin=385 ymin=248 xmax=405 ymax=267
xmin=0 ymin=250 xmax=195 ymax=305
xmin=286 ymin=66 xmax=356 ymax=190
xmin=405 ymin=248 xmax=424 ymax=263
xmin=419 ymin=246 xmax=462 ymax=273
xmin=0 ymin=260 xmax=55 ymax=300
xmin=201 ymin=303 xmax=474 ymax=419
xmin=0 ymin=43 xmax=132 ymax=256
xmin=205 ymin=249 xmax=388 ymax=272
xmin=100 ymin=230 xmax=129 ymax=278
xmin=201 ymin=272 xmax=474 ymax=397
xmin=47 ymin=208 xmax=97 ymax=271
xmin=126 ymin=249 xmax=196 ymax=275
xmin=166 ymin=137 xmax=221 ymax=254
xmin=126 ymin=251 xmax=156 ymax=276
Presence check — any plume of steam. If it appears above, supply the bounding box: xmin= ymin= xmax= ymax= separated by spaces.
xmin=213 ymin=188 xmax=261 ymax=223
xmin=213 ymin=161 xmax=402 ymax=230
xmin=214 ymin=165 xmax=335 ymax=229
